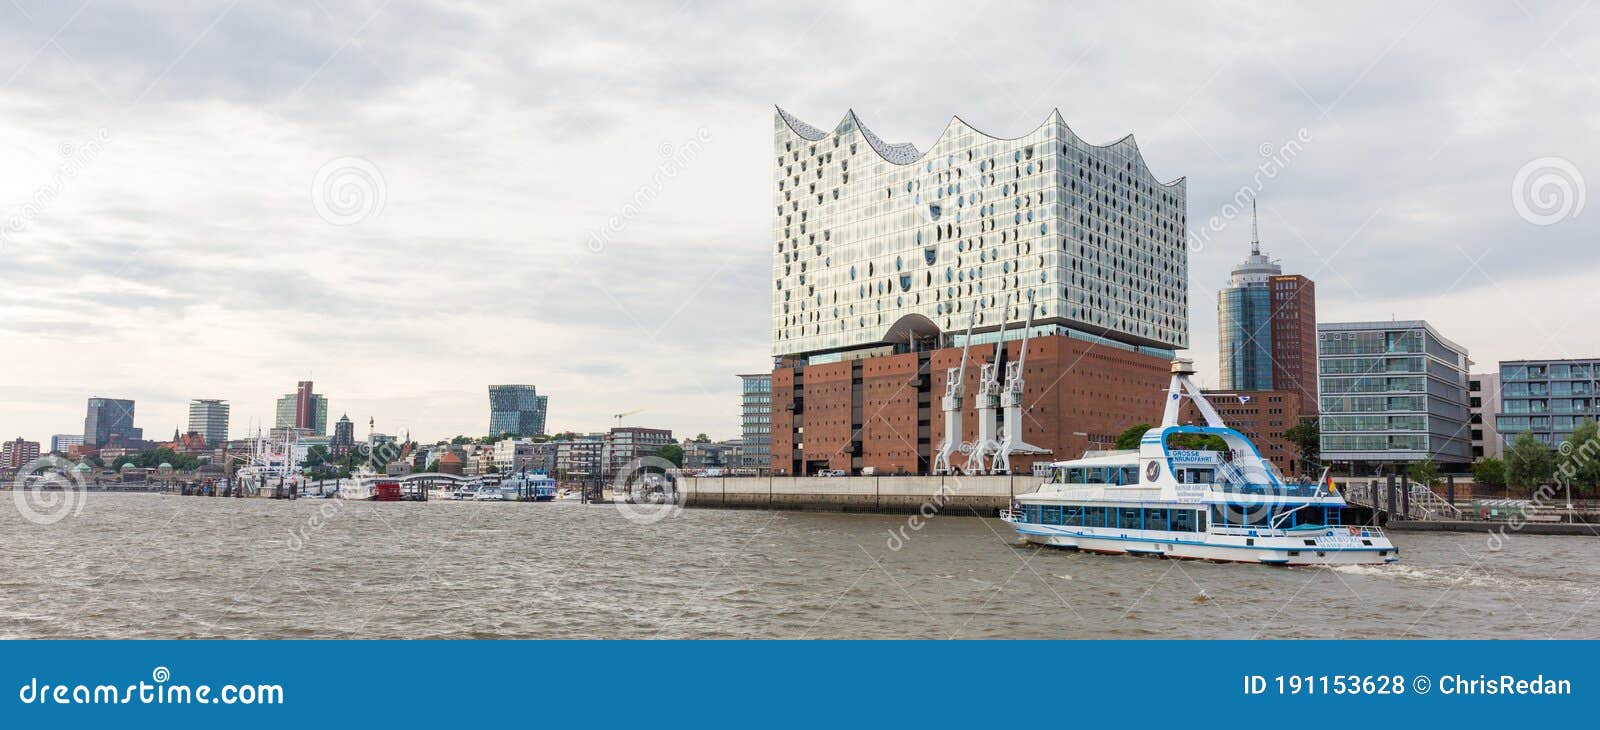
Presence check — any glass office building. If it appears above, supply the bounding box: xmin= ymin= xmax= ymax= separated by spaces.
xmin=739 ymin=373 xmax=772 ymax=470
xmin=488 ymin=384 xmax=549 ymax=438
xmin=1496 ymin=359 xmax=1600 ymax=446
xmin=1318 ymin=320 xmax=1472 ymax=470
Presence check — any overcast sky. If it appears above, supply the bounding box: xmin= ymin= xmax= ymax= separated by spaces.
xmin=1 ymin=1 xmax=1596 ymax=445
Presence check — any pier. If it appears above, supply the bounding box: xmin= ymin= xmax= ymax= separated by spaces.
xmin=679 ymin=475 xmax=1035 ymax=515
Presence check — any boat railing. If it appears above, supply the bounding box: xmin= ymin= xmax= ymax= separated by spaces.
xmin=1214 ymin=482 xmax=1327 ymax=498
xmin=999 ymin=508 xmax=1023 ymax=522
xmin=1211 ymin=524 xmax=1386 ymax=539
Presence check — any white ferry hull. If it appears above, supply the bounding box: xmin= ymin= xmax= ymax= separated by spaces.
xmin=1012 ymin=524 xmax=1398 ymax=566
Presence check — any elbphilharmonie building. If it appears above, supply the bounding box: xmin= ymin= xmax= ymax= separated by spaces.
xmin=767 ymin=107 xmax=1192 ymax=477
xmin=772 ymin=108 xmax=1187 ymax=360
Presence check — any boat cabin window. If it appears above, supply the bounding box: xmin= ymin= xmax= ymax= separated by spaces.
xmin=1176 ymin=468 xmax=1214 ymax=484
xmin=1052 ymin=465 xmax=1139 ymax=485
xmin=1019 ymin=505 xmax=1206 ymax=532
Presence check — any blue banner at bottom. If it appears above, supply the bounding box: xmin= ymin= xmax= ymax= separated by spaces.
xmin=1 ymin=641 xmax=1589 ymax=727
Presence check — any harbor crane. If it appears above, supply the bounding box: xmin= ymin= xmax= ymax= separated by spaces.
xmin=965 ymin=293 xmax=1013 ymax=475
xmin=993 ymin=290 xmax=1051 ymax=475
xmin=933 ymin=301 xmax=980 ymax=475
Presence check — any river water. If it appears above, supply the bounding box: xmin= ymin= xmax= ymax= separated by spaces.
xmin=2 ymin=493 xmax=1596 ymax=639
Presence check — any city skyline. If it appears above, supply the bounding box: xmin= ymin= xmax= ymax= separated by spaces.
xmin=2 ymin=2 xmax=1597 ymax=445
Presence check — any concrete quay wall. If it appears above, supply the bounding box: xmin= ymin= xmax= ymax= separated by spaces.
xmin=679 ymin=475 xmax=1039 ymax=515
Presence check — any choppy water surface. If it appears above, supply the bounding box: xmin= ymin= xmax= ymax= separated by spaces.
xmin=2 ymin=493 xmax=1596 ymax=639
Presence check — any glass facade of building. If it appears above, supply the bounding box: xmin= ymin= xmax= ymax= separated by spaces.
xmin=488 ymin=385 xmax=549 ymax=438
xmin=1218 ymin=285 xmax=1273 ymax=390
xmin=187 ymin=399 xmax=230 ymax=446
xmin=84 ymin=397 xmax=139 ymax=447
xmin=772 ymin=108 xmax=1187 ymax=358
xmin=740 ymin=373 xmax=772 ymax=470
xmin=1318 ymin=321 xmax=1471 ymax=468
xmin=1496 ymin=359 xmax=1599 ymax=446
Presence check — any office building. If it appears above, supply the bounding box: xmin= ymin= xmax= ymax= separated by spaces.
xmin=487 ymin=385 xmax=549 ymax=437
xmin=1318 ymin=321 xmax=1472 ymax=472
xmin=50 ymin=434 xmax=84 ymax=454
xmin=604 ymin=426 xmax=673 ymax=476
xmin=683 ymin=439 xmax=744 ymax=471
xmin=2 ymin=437 xmax=41 ymax=469
xmin=84 ymin=397 xmax=141 ymax=448
xmin=554 ymin=436 xmax=604 ymax=478
xmin=1469 ymin=373 xmax=1503 ymax=459
xmin=493 ymin=438 xmax=538 ymax=472
xmin=1495 ymin=359 xmax=1599 ymax=447
xmin=1217 ymin=210 xmax=1278 ymax=391
xmin=1268 ymin=274 xmax=1317 ymax=414
xmin=739 ymin=373 xmax=772 ymax=471
xmin=274 ymin=381 xmax=327 ymax=435
xmin=768 ymin=108 xmax=1186 ymax=475
xmin=1216 ymin=204 xmax=1317 ymax=410
xmin=186 ymin=399 xmax=230 ymax=446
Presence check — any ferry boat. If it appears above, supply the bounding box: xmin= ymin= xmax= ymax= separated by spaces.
xmin=1002 ymin=359 xmax=1398 ymax=566
xmin=500 ymin=472 xmax=558 ymax=501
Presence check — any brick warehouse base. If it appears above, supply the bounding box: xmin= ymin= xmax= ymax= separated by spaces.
xmin=680 ymin=475 xmax=1039 ymax=515
xmin=770 ymin=334 xmax=1173 ymax=477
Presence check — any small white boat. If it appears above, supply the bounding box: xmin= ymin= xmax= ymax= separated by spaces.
xmin=1003 ymin=359 xmax=1399 ymax=566
xmin=449 ymin=486 xmax=477 ymax=500
xmin=473 ymin=488 xmax=505 ymax=501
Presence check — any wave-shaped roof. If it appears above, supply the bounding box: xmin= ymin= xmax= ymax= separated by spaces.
xmin=775 ymin=106 xmax=1182 ymax=187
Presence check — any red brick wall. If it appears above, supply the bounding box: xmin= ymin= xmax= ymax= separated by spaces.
xmin=859 ymin=352 xmax=923 ymax=474
xmin=779 ymin=335 xmax=1174 ymax=476
xmin=1270 ymin=275 xmax=1318 ymax=415
xmin=1183 ymin=390 xmax=1306 ymax=476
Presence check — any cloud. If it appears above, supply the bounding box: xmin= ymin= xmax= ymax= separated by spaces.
xmin=0 ymin=0 xmax=1596 ymax=442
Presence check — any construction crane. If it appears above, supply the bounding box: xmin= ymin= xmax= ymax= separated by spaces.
xmin=613 ymin=409 xmax=644 ymax=428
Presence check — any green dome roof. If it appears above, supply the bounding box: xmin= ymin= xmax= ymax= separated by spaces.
xmin=72 ymin=462 xmax=91 ymax=472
